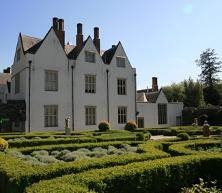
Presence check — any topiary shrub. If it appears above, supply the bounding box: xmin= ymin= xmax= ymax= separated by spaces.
xmin=98 ymin=121 xmax=111 ymax=132
xmin=124 ymin=121 xmax=137 ymax=132
xmin=177 ymin=132 xmax=190 ymax=141
xmin=144 ymin=132 xmax=151 ymax=141
xmin=0 ymin=138 xmax=8 ymax=152
xmin=136 ymin=133 xmax=145 ymax=141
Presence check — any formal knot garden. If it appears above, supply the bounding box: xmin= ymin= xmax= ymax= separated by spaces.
xmin=0 ymin=126 xmax=222 ymax=193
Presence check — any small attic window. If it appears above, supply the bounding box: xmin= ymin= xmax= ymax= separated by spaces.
xmin=85 ymin=51 xmax=96 ymax=63
xmin=16 ymin=48 xmax=21 ymax=62
xmin=116 ymin=57 xmax=125 ymax=67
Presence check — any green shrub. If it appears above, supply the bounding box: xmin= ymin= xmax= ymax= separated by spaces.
xmin=25 ymin=154 xmax=222 ymax=193
xmin=98 ymin=121 xmax=111 ymax=132
xmin=177 ymin=132 xmax=190 ymax=141
xmin=136 ymin=133 xmax=145 ymax=141
xmin=136 ymin=132 xmax=150 ymax=141
xmin=0 ymin=138 xmax=8 ymax=152
xmin=125 ymin=121 xmax=137 ymax=132
xmin=180 ymin=178 xmax=221 ymax=193
xmin=0 ymin=141 xmax=168 ymax=193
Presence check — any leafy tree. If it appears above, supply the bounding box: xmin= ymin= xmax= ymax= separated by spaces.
xmin=196 ymin=48 xmax=221 ymax=87
xmin=183 ymin=78 xmax=205 ymax=107
xmin=162 ymin=83 xmax=184 ymax=102
xmin=196 ymin=49 xmax=222 ymax=105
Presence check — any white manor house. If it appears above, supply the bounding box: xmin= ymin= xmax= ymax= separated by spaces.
xmin=4 ymin=17 xmax=183 ymax=132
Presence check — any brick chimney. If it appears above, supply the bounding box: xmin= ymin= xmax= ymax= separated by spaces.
xmin=152 ymin=77 xmax=158 ymax=92
xmin=93 ymin=27 xmax=100 ymax=53
xmin=76 ymin=23 xmax=83 ymax=48
xmin=52 ymin=17 xmax=65 ymax=47
xmin=53 ymin=17 xmax=59 ymax=30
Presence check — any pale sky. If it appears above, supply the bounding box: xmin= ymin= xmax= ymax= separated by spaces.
xmin=0 ymin=0 xmax=222 ymax=89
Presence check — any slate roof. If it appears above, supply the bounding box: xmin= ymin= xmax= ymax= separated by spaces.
xmin=145 ymin=91 xmax=160 ymax=103
xmin=21 ymin=35 xmax=42 ymax=52
xmin=102 ymin=45 xmax=117 ymax=64
xmin=20 ymin=29 xmax=119 ymax=63
xmin=136 ymin=92 xmax=148 ymax=102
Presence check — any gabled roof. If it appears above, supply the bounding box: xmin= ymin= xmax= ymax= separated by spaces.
xmin=136 ymin=92 xmax=148 ymax=102
xmin=0 ymin=73 xmax=11 ymax=85
xmin=145 ymin=91 xmax=160 ymax=103
xmin=102 ymin=44 xmax=118 ymax=64
xmin=64 ymin=44 xmax=75 ymax=55
xmin=20 ymin=34 xmax=42 ymax=52
xmin=137 ymin=89 xmax=164 ymax=103
xmin=67 ymin=36 xmax=89 ymax=60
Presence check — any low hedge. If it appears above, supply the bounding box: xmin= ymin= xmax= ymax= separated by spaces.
xmin=18 ymin=141 xmax=141 ymax=154
xmin=0 ymin=141 xmax=169 ymax=193
xmin=168 ymin=139 xmax=220 ymax=156
xmin=25 ymin=153 xmax=222 ymax=193
xmin=8 ymin=137 xmax=97 ymax=148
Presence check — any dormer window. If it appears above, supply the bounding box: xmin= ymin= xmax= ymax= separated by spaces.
xmin=16 ymin=48 xmax=21 ymax=62
xmin=116 ymin=56 xmax=125 ymax=67
xmin=85 ymin=51 xmax=96 ymax=63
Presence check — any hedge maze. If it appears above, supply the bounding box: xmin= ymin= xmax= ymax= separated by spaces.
xmin=0 ymin=129 xmax=222 ymax=193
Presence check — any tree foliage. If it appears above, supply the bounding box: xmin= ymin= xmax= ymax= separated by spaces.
xmin=183 ymin=78 xmax=205 ymax=107
xmin=196 ymin=48 xmax=221 ymax=87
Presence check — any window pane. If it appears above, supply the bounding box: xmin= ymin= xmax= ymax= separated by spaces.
xmin=158 ymin=104 xmax=167 ymax=124
xmin=85 ymin=75 xmax=96 ymax=93
xmin=117 ymin=79 xmax=126 ymax=95
xmin=44 ymin=105 xmax=58 ymax=127
xmin=118 ymin=107 xmax=127 ymax=124
xmin=85 ymin=106 xmax=96 ymax=125
xmin=116 ymin=57 xmax=125 ymax=67
xmin=85 ymin=51 xmax=96 ymax=63
xmin=45 ymin=71 xmax=58 ymax=91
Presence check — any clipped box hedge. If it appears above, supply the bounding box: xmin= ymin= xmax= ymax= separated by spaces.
xmin=25 ymin=153 xmax=222 ymax=193
xmin=168 ymin=139 xmax=220 ymax=156
xmin=0 ymin=141 xmax=169 ymax=193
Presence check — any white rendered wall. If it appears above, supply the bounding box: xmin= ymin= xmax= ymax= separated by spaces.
xmin=73 ymin=37 xmax=107 ymax=131
xmin=26 ymin=29 xmax=71 ymax=132
xmin=107 ymin=42 xmax=136 ymax=129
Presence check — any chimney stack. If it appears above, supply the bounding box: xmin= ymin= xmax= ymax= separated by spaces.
xmin=53 ymin=17 xmax=59 ymax=30
xmin=152 ymin=77 xmax=158 ymax=92
xmin=93 ymin=27 xmax=100 ymax=52
xmin=52 ymin=17 xmax=65 ymax=47
xmin=76 ymin=23 xmax=83 ymax=48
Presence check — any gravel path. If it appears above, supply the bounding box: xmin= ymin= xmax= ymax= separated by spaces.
xmin=150 ymin=135 xmax=176 ymax=140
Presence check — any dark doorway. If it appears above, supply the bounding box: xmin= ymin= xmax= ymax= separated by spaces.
xmin=137 ymin=117 xmax=144 ymax=128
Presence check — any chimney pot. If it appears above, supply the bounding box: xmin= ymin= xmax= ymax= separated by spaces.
xmin=112 ymin=45 xmax=116 ymax=48
xmin=52 ymin=17 xmax=59 ymax=30
xmin=58 ymin=19 xmax=64 ymax=31
xmin=152 ymin=77 xmax=158 ymax=92
xmin=76 ymin=23 xmax=83 ymax=48
xmin=93 ymin=27 xmax=100 ymax=52
xmin=94 ymin=27 xmax=99 ymax=39
xmin=77 ymin=23 xmax=83 ymax=34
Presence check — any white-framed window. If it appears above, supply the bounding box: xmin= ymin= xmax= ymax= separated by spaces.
xmin=118 ymin=106 xmax=127 ymax=124
xmin=44 ymin=105 xmax=58 ymax=127
xmin=117 ymin=78 xmax=126 ymax=95
xmin=45 ymin=70 xmax=58 ymax=91
xmin=15 ymin=73 xmax=20 ymax=94
xmin=158 ymin=104 xmax=167 ymax=124
xmin=85 ymin=75 xmax=96 ymax=93
xmin=85 ymin=106 xmax=96 ymax=125
xmin=16 ymin=48 xmax=21 ymax=62
xmin=85 ymin=51 xmax=96 ymax=63
xmin=116 ymin=56 xmax=125 ymax=67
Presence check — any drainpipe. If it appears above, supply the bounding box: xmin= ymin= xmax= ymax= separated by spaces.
xmin=71 ymin=65 xmax=74 ymax=131
xmin=106 ymin=69 xmax=109 ymax=122
xmin=134 ymin=73 xmax=137 ymax=123
xmin=28 ymin=60 xmax=32 ymax=132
